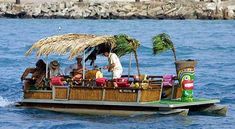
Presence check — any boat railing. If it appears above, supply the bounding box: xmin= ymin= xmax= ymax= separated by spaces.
xmin=23 ymin=74 xmax=181 ymax=102
xmin=24 ymin=74 xmax=177 ymax=91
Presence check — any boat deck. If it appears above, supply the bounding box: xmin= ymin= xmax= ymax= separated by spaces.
xmin=20 ymin=98 xmax=220 ymax=108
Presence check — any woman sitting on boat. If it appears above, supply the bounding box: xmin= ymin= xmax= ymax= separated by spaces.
xmin=21 ymin=59 xmax=46 ymax=90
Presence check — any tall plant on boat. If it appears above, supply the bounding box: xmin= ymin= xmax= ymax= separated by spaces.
xmin=152 ymin=33 xmax=177 ymax=62
xmin=113 ymin=34 xmax=140 ymax=57
xmin=152 ymin=33 xmax=198 ymax=102
xmin=113 ymin=34 xmax=141 ymax=76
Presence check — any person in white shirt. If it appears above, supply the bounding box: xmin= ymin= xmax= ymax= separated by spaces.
xmin=103 ymin=51 xmax=123 ymax=87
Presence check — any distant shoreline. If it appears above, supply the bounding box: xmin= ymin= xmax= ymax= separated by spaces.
xmin=0 ymin=0 xmax=234 ymax=19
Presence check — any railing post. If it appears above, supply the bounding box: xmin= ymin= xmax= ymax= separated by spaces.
xmin=82 ymin=51 xmax=86 ymax=86
xmin=128 ymin=53 xmax=132 ymax=80
xmin=135 ymin=0 xmax=140 ymax=2
xmin=45 ymin=55 xmax=49 ymax=79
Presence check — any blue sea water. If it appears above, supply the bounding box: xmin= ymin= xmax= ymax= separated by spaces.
xmin=0 ymin=19 xmax=235 ymax=129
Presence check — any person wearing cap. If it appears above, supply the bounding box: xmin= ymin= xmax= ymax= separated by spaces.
xmin=49 ymin=60 xmax=63 ymax=78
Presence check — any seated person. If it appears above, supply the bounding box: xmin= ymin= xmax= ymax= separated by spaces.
xmin=64 ymin=56 xmax=86 ymax=81
xmin=21 ymin=59 xmax=46 ymax=90
xmin=49 ymin=60 xmax=63 ymax=78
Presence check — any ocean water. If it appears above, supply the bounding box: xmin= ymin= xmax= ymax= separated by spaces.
xmin=0 ymin=19 xmax=235 ymax=129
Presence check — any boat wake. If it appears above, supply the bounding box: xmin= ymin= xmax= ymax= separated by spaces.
xmin=0 ymin=96 xmax=14 ymax=107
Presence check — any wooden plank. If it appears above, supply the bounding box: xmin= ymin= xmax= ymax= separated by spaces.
xmin=54 ymin=87 xmax=68 ymax=100
xmin=137 ymin=90 xmax=141 ymax=103
xmin=173 ymin=86 xmax=182 ymax=99
xmin=104 ymin=89 xmax=137 ymax=102
xmin=69 ymin=87 xmax=102 ymax=101
xmin=24 ymin=91 xmax=52 ymax=99
xmin=140 ymin=89 xmax=161 ymax=102
xmin=102 ymin=89 xmax=105 ymax=101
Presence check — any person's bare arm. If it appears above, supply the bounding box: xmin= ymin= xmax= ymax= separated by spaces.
xmin=21 ymin=68 xmax=36 ymax=81
xmin=108 ymin=63 xmax=115 ymax=72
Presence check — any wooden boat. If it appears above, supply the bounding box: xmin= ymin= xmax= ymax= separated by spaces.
xmin=17 ymin=33 xmax=227 ymax=116
xmin=18 ymin=77 xmax=227 ymax=116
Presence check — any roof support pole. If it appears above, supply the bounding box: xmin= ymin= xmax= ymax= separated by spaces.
xmin=45 ymin=55 xmax=49 ymax=78
xmin=128 ymin=53 xmax=132 ymax=80
xmin=133 ymin=51 xmax=140 ymax=77
xmin=82 ymin=51 xmax=86 ymax=86
xmin=16 ymin=0 xmax=20 ymax=4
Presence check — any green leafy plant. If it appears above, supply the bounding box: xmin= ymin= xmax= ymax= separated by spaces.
xmin=113 ymin=34 xmax=141 ymax=76
xmin=152 ymin=33 xmax=177 ymax=62
xmin=113 ymin=34 xmax=140 ymax=57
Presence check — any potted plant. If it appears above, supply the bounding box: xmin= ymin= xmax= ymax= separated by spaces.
xmin=152 ymin=33 xmax=197 ymax=102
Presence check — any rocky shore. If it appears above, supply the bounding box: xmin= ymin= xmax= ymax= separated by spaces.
xmin=0 ymin=0 xmax=235 ymax=19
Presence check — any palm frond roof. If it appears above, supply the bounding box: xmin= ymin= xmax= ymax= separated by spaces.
xmin=25 ymin=33 xmax=140 ymax=60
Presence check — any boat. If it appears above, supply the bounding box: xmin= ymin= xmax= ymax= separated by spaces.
xmin=17 ymin=33 xmax=227 ymax=116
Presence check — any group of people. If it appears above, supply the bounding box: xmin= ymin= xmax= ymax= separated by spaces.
xmin=21 ymin=56 xmax=84 ymax=90
xmin=21 ymin=50 xmax=123 ymax=90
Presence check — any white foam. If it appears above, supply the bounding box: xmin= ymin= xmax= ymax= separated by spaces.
xmin=0 ymin=96 xmax=14 ymax=107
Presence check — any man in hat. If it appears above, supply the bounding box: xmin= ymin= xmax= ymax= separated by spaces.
xmin=49 ymin=60 xmax=63 ymax=78
xmin=64 ymin=56 xmax=85 ymax=79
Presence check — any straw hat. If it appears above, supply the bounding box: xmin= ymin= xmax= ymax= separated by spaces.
xmin=49 ymin=60 xmax=60 ymax=69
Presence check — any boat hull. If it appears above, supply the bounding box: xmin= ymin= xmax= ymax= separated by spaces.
xmin=17 ymin=98 xmax=227 ymax=116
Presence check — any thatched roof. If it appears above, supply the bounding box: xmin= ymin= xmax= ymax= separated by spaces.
xmin=25 ymin=33 xmax=116 ymax=59
xmin=26 ymin=33 xmax=141 ymax=75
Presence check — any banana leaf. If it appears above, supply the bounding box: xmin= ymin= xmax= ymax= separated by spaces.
xmin=113 ymin=34 xmax=140 ymax=57
xmin=152 ymin=33 xmax=177 ymax=62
